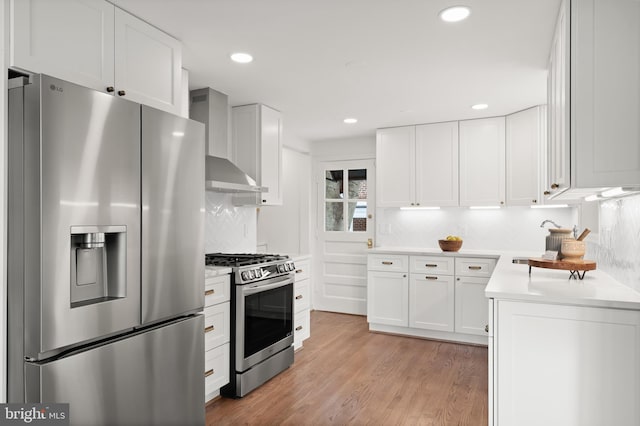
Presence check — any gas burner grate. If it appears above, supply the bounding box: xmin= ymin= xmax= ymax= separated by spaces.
xmin=205 ymin=253 xmax=289 ymax=268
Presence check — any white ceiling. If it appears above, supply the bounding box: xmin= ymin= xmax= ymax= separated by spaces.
xmin=113 ymin=0 xmax=561 ymax=143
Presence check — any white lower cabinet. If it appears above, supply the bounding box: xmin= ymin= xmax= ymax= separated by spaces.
xmin=205 ymin=342 xmax=230 ymax=401
xmin=409 ymin=273 xmax=454 ymax=332
xmin=367 ymin=253 xmax=494 ymax=344
xmin=490 ymin=299 xmax=640 ymax=426
xmin=293 ymin=255 xmax=312 ymax=350
xmin=367 ymin=270 xmax=409 ymax=327
xmin=409 ymin=255 xmax=455 ymax=332
xmin=454 ymin=257 xmax=496 ymax=336
xmin=454 ymin=276 xmax=489 ymax=335
xmin=204 ymin=271 xmax=230 ymax=403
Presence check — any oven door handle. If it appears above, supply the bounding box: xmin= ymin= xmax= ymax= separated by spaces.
xmin=242 ymin=276 xmax=292 ymax=296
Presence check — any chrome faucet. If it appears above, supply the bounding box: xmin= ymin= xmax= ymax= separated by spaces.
xmin=540 ymin=219 xmax=562 ymax=229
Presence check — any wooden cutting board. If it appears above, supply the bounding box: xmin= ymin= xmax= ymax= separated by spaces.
xmin=528 ymin=258 xmax=596 ymax=271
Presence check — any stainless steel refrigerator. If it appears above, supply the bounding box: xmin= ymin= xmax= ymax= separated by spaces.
xmin=7 ymin=74 xmax=205 ymax=426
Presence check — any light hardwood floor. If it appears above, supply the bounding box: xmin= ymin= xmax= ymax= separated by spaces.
xmin=206 ymin=311 xmax=488 ymax=425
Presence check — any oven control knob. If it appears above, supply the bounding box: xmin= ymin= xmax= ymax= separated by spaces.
xmin=241 ymin=271 xmax=249 ymax=281
xmin=248 ymin=270 xmax=255 ymax=279
xmin=287 ymin=263 xmax=293 ymax=271
xmin=255 ymin=269 xmax=262 ymax=278
xmin=278 ymin=264 xmax=285 ymax=273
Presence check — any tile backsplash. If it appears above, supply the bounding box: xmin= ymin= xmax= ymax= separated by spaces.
xmin=205 ymin=191 xmax=257 ymax=253
xmin=591 ymin=194 xmax=640 ymax=292
xmin=376 ymin=206 xmax=578 ymax=253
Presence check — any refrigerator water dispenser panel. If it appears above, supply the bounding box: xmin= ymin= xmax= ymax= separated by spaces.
xmin=70 ymin=225 xmax=127 ymax=307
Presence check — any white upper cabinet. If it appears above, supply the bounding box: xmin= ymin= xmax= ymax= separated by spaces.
xmin=376 ymin=122 xmax=458 ymax=207
xmin=114 ymin=8 xmax=182 ymax=114
xmin=571 ymin=0 xmax=640 ymax=188
xmin=415 ymin=122 xmax=459 ymax=207
xmin=546 ymin=0 xmax=570 ymax=198
xmin=547 ymin=0 xmax=640 ymax=199
xmin=376 ymin=126 xmax=415 ymax=207
xmin=459 ymin=117 xmax=506 ymax=207
xmin=11 ymin=0 xmax=182 ymax=115
xmin=506 ymin=106 xmax=546 ymax=206
xmin=11 ymin=0 xmax=115 ymax=91
xmin=232 ymin=104 xmax=283 ymax=205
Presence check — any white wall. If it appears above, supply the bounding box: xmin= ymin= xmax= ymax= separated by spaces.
xmin=376 ymin=206 xmax=578 ymax=252
xmin=311 ymin=135 xmax=375 ymax=160
xmin=257 ymin=145 xmax=311 ymax=254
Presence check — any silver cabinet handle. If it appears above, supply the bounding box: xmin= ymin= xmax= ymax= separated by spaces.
xmin=485 ymin=324 xmax=489 ymax=333
xmin=425 ymin=264 xmax=438 ymax=268
xmin=205 ymin=325 xmax=215 ymax=333
xmin=205 ymin=289 xmax=215 ymax=296
xmin=295 ymin=326 xmax=303 ymax=331
xmin=382 ymin=261 xmax=393 ymax=265
xmin=468 ymin=266 xmax=482 ymax=270
xmin=205 ymin=369 xmax=214 ymax=378
xmin=295 ymin=269 xmax=303 ymax=273
xmin=424 ymin=276 xmax=438 ymax=280
xmin=295 ymin=295 xmax=303 ymax=300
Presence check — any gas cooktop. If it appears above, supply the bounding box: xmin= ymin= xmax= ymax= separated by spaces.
xmin=205 ymin=253 xmax=289 ymax=268
xmin=205 ymin=253 xmax=295 ymax=284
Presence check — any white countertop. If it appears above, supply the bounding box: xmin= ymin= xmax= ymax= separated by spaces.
xmin=205 ymin=265 xmax=232 ymax=277
xmin=370 ymin=247 xmax=640 ymax=310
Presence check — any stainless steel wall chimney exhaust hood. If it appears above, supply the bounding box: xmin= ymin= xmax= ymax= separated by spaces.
xmin=190 ymin=88 xmax=267 ymax=194
xmin=205 ymin=155 xmax=267 ymax=193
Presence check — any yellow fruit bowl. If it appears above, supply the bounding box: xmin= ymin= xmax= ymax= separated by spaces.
xmin=439 ymin=239 xmax=463 ymax=252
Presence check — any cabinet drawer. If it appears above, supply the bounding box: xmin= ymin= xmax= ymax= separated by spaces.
xmin=294 ymin=309 xmax=311 ymax=344
xmin=294 ymin=258 xmax=311 ymax=281
xmin=410 ymin=255 xmax=454 ymax=275
xmin=205 ymin=342 xmax=230 ymax=402
xmin=204 ymin=302 xmax=230 ymax=350
xmin=294 ymin=280 xmax=311 ymax=313
xmin=368 ymin=254 xmax=408 ymax=272
xmin=205 ymin=274 xmax=230 ymax=307
xmin=455 ymin=257 xmax=497 ymax=278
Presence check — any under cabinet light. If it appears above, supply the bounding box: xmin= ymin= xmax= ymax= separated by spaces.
xmin=469 ymin=206 xmax=500 ymax=210
xmin=601 ymin=187 xmax=625 ymax=198
xmin=530 ymin=204 xmax=570 ymax=209
xmin=584 ymin=195 xmax=600 ymax=202
xmin=400 ymin=206 xmax=440 ymax=210
xmin=343 ymin=118 xmax=358 ymax=124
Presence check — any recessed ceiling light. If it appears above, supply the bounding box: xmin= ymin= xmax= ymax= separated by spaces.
xmin=344 ymin=118 xmax=358 ymax=124
xmin=439 ymin=6 xmax=471 ymax=23
xmin=471 ymin=103 xmax=489 ymax=110
xmin=230 ymin=52 xmax=253 ymax=63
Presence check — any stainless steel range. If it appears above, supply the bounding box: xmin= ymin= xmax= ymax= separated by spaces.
xmin=206 ymin=253 xmax=295 ymax=397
